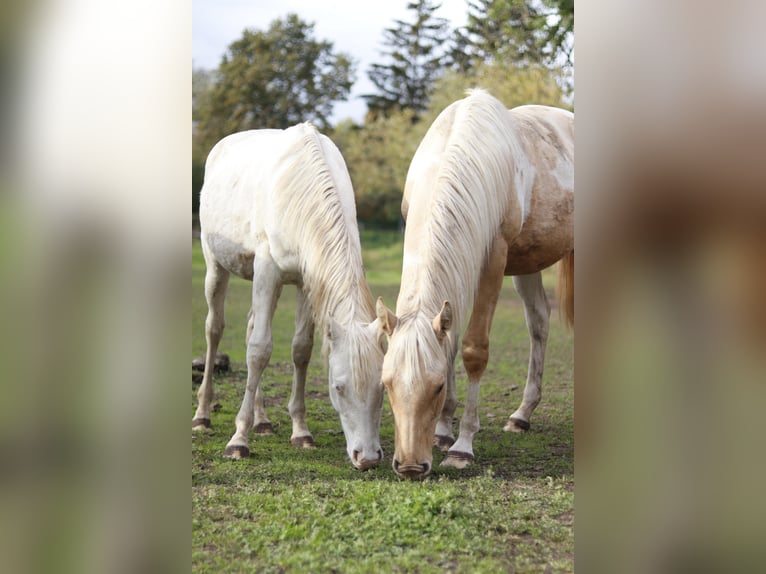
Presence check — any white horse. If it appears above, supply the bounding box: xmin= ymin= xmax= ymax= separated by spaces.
xmin=193 ymin=124 xmax=386 ymax=470
xmin=376 ymin=90 xmax=574 ymax=479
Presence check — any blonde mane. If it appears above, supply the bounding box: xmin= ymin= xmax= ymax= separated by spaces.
xmin=273 ymin=124 xmax=378 ymax=390
xmin=391 ymin=90 xmax=523 ymax=388
xmin=400 ymin=89 xmax=520 ymax=331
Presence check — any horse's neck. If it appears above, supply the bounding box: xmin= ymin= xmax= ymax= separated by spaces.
xmin=395 ymin=238 xmax=473 ymax=329
xmin=330 ymin=277 xmax=375 ymax=324
xmin=304 ymin=245 xmax=375 ymax=326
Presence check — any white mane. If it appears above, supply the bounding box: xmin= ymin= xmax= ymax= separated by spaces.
xmin=273 ymin=124 xmax=379 ymax=390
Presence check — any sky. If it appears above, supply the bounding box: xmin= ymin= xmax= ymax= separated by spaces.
xmin=192 ymin=0 xmax=469 ymax=124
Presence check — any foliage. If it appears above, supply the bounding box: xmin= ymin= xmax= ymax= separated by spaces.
xmin=427 ymin=61 xmax=568 ymax=116
xmin=452 ymin=0 xmax=547 ymax=69
xmin=333 ymin=112 xmax=425 ymax=226
xmin=448 ymin=0 xmax=574 ymax=96
xmin=539 ymin=0 xmax=574 ymax=68
xmin=363 ymin=0 xmax=450 ymax=117
xmin=192 ymin=232 xmax=574 ymax=572
xmin=192 ymin=67 xmax=215 ymax=213
xmin=194 ymin=14 xmax=355 ymax=153
xmin=192 ymin=67 xmax=214 ymax=124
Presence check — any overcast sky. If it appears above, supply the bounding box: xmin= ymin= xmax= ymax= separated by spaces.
xmin=192 ymin=0 xmax=469 ymax=124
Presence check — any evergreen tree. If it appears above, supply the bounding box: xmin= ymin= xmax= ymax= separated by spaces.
xmin=453 ymin=0 xmax=545 ymax=68
xmin=363 ymin=0 xmax=450 ymax=117
xmin=539 ymin=0 xmax=574 ymax=68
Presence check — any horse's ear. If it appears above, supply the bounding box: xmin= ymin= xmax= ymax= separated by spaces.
xmin=432 ymin=301 xmax=453 ymax=342
xmin=376 ymin=297 xmax=398 ymax=337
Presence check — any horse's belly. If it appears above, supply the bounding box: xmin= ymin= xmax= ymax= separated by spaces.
xmin=205 ymin=232 xmax=303 ymax=285
xmin=503 ymin=210 xmax=573 ymax=275
xmin=504 ymin=241 xmax=570 ymax=275
xmin=204 ymin=232 xmax=256 ymax=280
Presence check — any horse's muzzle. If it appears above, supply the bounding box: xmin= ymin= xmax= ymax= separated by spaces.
xmin=392 ymin=458 xmax=431 ymax=480
xmin=352 ymin=448 xmax=383 ymax=471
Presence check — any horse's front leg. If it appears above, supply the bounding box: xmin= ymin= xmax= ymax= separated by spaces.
xmin=434 ymin=334 xmax=458 ymax=451
xmin=442 ymin=238 xmax=507 ymax=468
xmin=288 ymin=288 xmax=316 ymax=448
xmin=245 ymin=309 xmax=273 ymax=435
xmin=505 ymin=272 xmax=549 ymax=432
xmin=224 ymin=258 xmax=282 ymax=459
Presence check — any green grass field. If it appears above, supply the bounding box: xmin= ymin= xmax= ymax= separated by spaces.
xmin=192 ymin=229 xmax=574 ymax=572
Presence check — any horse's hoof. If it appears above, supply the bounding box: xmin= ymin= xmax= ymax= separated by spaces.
xmin=440 ymin=451 xmax=474 ymax=469
xmin=224 ymin=445 xmax=250 ymax=459
xmin=434 ymin=434 xmax=455 ymax=452
xmin=504 ymin=417 xmax=530 ymax=432
xmin=253 ymin=422 xmax=273 ymax=435
xmin=191 ymin=418 xmax=211 ymax=431
xmin=290 ymin=435 xmax=316 ymax=449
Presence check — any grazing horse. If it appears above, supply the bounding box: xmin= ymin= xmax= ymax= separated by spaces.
xmin=193 ymin=124 xmax=386 ymax=470
xmin=376 ymin=89 xmax=573 ymax=479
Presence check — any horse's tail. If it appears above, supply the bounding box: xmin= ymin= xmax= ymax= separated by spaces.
xmin=557 ymin=250 xmax=574 ymax=328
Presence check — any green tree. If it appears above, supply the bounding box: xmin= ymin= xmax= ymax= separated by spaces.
xmin=334 ymin=111 xmax=425 ymax=225
xmin=195 ymin=14 xmax=355 ymax=154
xmin=192 ymin=66 xmax=214 ymax=214
xmin=539 ymin=0 xmax=574 ymax=68
xmin=427 ymin=61 xmax=567 ymax=116
xmin=452 ymin=0 xmax=546 ymax=69
xmin=364 ymin=0 xmax=450 ymax=117
xmin=192 ymin=66 xmax=213 ymax=124
xmin=447 ymin=0 xmax=574 ymax=99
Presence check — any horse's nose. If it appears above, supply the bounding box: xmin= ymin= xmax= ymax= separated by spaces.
xmin=352 ymin=448 xmax=383 ymax=471
xmin=392 ymin=458 xmax=431 ymax=480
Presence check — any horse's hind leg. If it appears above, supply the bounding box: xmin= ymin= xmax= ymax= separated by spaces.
xmin=245 ymin=309 xmax=273 ymax=435
xmin=224 ymin=258 xmax=282 ymax=459
xmin=505 ymin=272 xmax=550 ymax=432
xmin=442 ymin=238 xmax=507 ymax=469
xmin=193 ymin=256 xmax=230 ymax=430
xmin=288 ymin=288 xmax=316 ymax=448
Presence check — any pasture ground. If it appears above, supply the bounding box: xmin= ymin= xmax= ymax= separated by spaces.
xmin=192 ymin=229 xmax=574 ymax=573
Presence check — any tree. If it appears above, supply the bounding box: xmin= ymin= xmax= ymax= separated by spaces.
xmin=450 ymin=0 xmax=545 ymax=69
xmin=195 ymin=14 xmax=355 ymax=153
xmin=447 ymin=0 xmax=573 ymax=99
xmin=334 ymin=111 xmax=425 ymax=225
xmin=538 ymin=0 xmax=574 ymax=68
xmin=363 ymin=0 xmax=450 ymax=117
xmin=427 ymin=61 xmax=567 ymax=117
xmin=192 ymin=66 xmax=213 ymax=124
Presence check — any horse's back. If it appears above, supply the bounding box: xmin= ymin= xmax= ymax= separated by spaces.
xmin=199 ymin=125 xmax=311 ymax=279
xmin=199 ymin=124 xmax=357 ymax=282
xmin=504 ymin=105 xmax=574 ymax=275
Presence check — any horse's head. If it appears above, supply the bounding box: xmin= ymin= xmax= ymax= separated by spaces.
xmin=325 ymin=319 xmax=386 ymax=470
xmin=376 ymin=297 xmax=454 ymax=480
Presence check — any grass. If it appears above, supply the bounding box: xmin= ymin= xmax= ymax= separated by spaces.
xmin=192 ymin=229 xmax=574 ymax=572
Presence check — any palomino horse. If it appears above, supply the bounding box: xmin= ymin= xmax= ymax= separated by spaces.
xmin=193 ymin=124 xmax=386 ymax=470
xmin=376 ymin=89 xmax=573 ymax=479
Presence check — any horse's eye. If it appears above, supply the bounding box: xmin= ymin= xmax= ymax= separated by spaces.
xmin=436 ymin=383 xmax=445 ymax=394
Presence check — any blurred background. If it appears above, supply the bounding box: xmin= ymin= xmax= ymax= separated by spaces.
xmin=1 ymin=0 xmax=765 ymax=572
